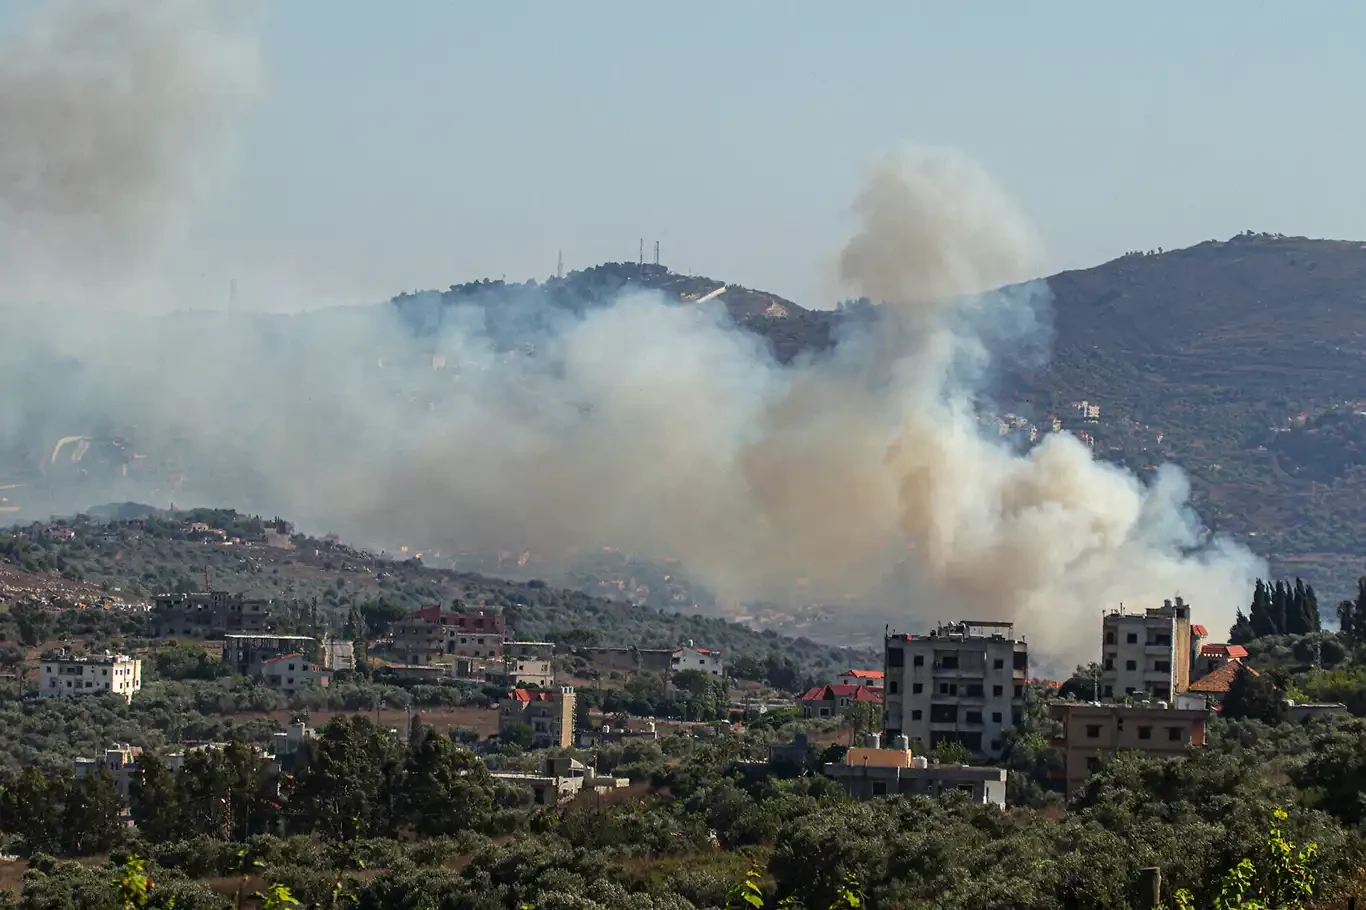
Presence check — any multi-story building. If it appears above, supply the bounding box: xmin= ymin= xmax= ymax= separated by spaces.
xmin=444 ymin=611 xmax=506 ymax=660
xmin=257 ymin=652 xmax=330 ymax=693
xmin=882 ymin=620 xmax=1027 ymax=760
xmin=223 ymin=633 xmax=317 ymax=677
xmin=388 ymin=606 xmax=505 ymax=665
xmin=503 ymin=641 xmax=556 ymax=688
xmin=1098 ymin=597 xmax=1195 ymax=701
xmin=40 ymin=652 xmax=142 ymax=703
xmin=671 ymin=645 xmax=723 ymax=677
xmin=152 ymin=591 xmax=275 ymax=639
xmin=1049 ymin=698 xmax=1207 ymax=795
xmin=500 ymin=686 xmax=576 ymax=749
xmin=73 ymin=743 xmax=143 ymax=800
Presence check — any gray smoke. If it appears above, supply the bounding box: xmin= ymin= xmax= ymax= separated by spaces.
xmin=0 ymin=3 xmax=1263 ymax=667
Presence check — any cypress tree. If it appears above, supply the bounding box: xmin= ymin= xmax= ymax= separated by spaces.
xmin=1304 ymin=581 xmax=1321 ymax=632
xmin=1248 ymin=579 xmax=1274 ymax=639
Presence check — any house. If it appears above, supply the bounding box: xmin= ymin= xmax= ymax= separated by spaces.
xmin=1188 ymin=659 xmax=1255 ymax=702
xmin=389 ymin=606 xmax=505 ymax=665
xmin=823 ymin=734 xmax=1007 ymax=807
xmin=798 ymin=684 xmax=883 ymax=719
xmin=152 ymin=591 xmax=275 ymax=639
xmin=41 ymin=652 xmax=142 ymax=703
xmin=223 ymin=633 xmax=318 ymax=676
xmin=500 ymin=686 xmax=576 ymax=749
xmin=258 ymin=653 xmax=330 ymax=693
xmin=672 ymin=645 xmax=723 ymax=677
xmin=1193 ymin=642 xmax=1248 ymax=680
xmin=838 ymin=669 xmax=884 ymax=689
xmin=489 ymin=755 xmax=629 ymax=806
xmin=73 ymin=743 xmax=143 ymax=800
xmin=1049 ymin=699 xmax=1207 ymax=795
xmin=1099 ymin=598 xmax=1195 ymax=701
xmin=442 ymin=610 xmax=507 ymax=660
xmin=882 ymin=620 xmax=1027 ymax=760
xmin=503 ymin=641 xmax=556 ymax=688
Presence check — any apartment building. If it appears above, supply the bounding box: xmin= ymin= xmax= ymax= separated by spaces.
xmin=882 ymin=621 xmax=1027 ymax=760
xmin=504 ymin=641 xmax=556 ymax=688
xmin=1098 ymin=597 xmax=1195 ymax=701
xmin=223 ymin=633 xmax=317 ymax=677
xmin=388 ymin=606 xmax=506 ymax=665
xmin=500 ymin=686 xmax=576 ymax=749
xmin=1050 ymin=698 xmax=1207 ymax=795
xmin=41 ymin=652 xmax=142 ymax=703
xmin=152 ymin=591 xmax=275 ymax=638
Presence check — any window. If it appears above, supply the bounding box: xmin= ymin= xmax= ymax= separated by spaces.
xmin=1103 ymin=658 xmax=1114 ymax=671
xmin=939 ymin=654 xmax=959 ymax=669
xmin=938 ymin=682 xmax=957 ymax=696
xmin=1085 ymin=724 xmax=1101 ymax=739
xmin=1086 ymin=756 xmax=1102 ymax=772
xmin=1125 ymin=660 xmax=1137 ymax=671
xmin=1154 ymin=660 xmax=1170 ymax=673
xmin=911 ymin=709 xmax=923 ymax=721
xmin=965 ymin=683 xmax=983 ymax=697
xmin=888 ymin=647 xmax=904 ymax=667
xmin=872 ymin=780 xmax=888 ymax=796
xmin=991 ymin=739 xmax=1002 ymax=752
xmin=1013 ymin=684 xmax=1024 ymax=698
xmin=1103 ymin=685 xmax=1113 ymax=698
xmin=888 ymin=681 xmax=899 ymax=694
xmin=1104 ymin=631 xmax=1115 ymax=644
xmin=912 ymin=683 xmax=923 ymax=694
xmin=930 ymin=704 xmax=957 ymax=723
xmin=992 ymin=658 xmax=1004 ymax=670
xmin=1013 ymin=652 xmax=1028 ymax=671
xmin=992 ymin=684 xmax=1003 ymax=697
xmin=1126 ymin=633 xmax=1138 ymax=644
xmin=965 ymin=711 xmax=983 ymax=724
xmin=992 ymin=711 xmax=1002 ymax=723
xmin=913 ymin=653 xmax=925 ymax=667
xmin=1155 ymin=634 xmax=1171 ymax=647
xmin=1138 ymin=726 xmax=1152 ymax=740
xmin=1167 ymin=726 xmax=1183 ymax=742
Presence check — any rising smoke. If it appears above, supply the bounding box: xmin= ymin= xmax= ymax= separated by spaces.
xmin=0 ymin=1 xmax=1262 ymax=666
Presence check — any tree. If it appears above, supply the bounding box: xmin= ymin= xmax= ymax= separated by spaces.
xmin=394 ymin=728 xmax=494 ymax=836
xmin=129 ymin=752 xmax=181 ymax=843
xmin=1248 ymin=580 xmax=1275 ymax=639
xmin=60 ymin=771 xmax=122 ymax=855
xmin=287 ymin=716 xmax=401 ymax=840
xmin=844 ymin=699 xmax=884 ymax=743
xmin=11 ymin=600 xmax=52 ymax=647
xmin=0 ymin=766 xmax=63 ymax=855
xmin=931 ymin=740 xmax=970 ymax=765
xmin=1221 ymin=666 xmax=1286 ymax=724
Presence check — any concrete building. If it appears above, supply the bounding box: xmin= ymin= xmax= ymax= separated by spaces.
xmin=223 ymin=633 xmax=318 ymax=677
xmin=500 ymin=686 xmax=576 ymax=749
xmin=504 ymin=641 xmax=556 ymax=688
xmin=1193 ymin=642 xmax=1247 ymax=681
xmin=581 ymin=646 xmax=673 ymax=676
xmin=388 ymin=606 xmax=505 ymax=665
xmin=798 ymin=684 xmax=883 ymax=719
xmin=671 ymin=645 xmax=723 ymax=677
xmin=258 ymin=652 xmax=330 ymax=693
xmin=41 ymin=652 xmax=142 ymax=703
xmin=73 ymin=743 xmax=143 ymax=800
xmin=1050 ymin=699 xmax=1208 ymax=795
xmin=443 ymin=611 xmax=507 ymax=660
xmin=882 ymin=621 xmax=1028 ymax=760
xmin=152 ymin=591 xmax=275 ymax=639
xmin=1098 ymin=598 xmax=1195 ymax=701
xmin=838 ymin=669 xmax=884 ymax=689
xmin=489 ymin=756 xmax=629 ymax=806
xmin=824 ymin=735 xmax=1007 ymax=807
xmin=321 ymin=638 xmax=356 ymax=672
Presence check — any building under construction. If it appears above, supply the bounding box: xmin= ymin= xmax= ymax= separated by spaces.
xmin=152 ymin=590 xmax=276 ymax=639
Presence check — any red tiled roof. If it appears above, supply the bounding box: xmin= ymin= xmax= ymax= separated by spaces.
xmin=507 ymin=688 xmax=554 ymax=702
xmin=843 ymin=669 xmax=884 ymax=679
xmin=1192 ymin=625 xmax=1209 ymax=636
xmin=261 ymin=652 xmax=306 ymax=665
xmin=1190 ymin=660 xmax=1257 ymax=694
xmin=799 ymin=684 xmax=883 ymax=704
xmin=1201 ymin=643 xmax=1248 ymax=660
xmin=409 ymin=604 xmax=442 ymax=622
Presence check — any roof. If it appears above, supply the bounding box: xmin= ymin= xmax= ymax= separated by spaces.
xmin=1189 ymin=660 xmax=1257 ymax=694
xmin=409 ymin=604 xmax=443 ymax=622
xmin=1201 ymin=643 xmax=1248 ymax=660
xmin=261 ymin=652 xmax=307 ymax=666
xmin=506 ymin=688 xmax=555 ymax=702
xmin=842 ymin=669 xmax=884 ymax=680
xmin=799 ymin=684 xmax=883 ymax=704
xmin=1192 ymin=624 xmax=1209 ymax=636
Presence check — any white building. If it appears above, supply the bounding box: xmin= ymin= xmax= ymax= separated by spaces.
xmin=504 ymin=641 xmax=556 ymax=688
xmin=41 ymin=652 xmax=142 ymax=703
xmin=1099 ymin=598 xmax=1196 ymax=701
xmin=672 ymin=645 xmax=723 ymax=677
xmin=258 ymin=652 xmax=330 ymax=693
xmin=882 ymin=621 xmax=1027 ymax=761
xmin=838 ymin=669 xmax=884 ymax=689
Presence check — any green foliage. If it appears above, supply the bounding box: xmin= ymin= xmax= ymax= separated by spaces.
xmin=1170 ymin=809 xmax=1317 ymax=910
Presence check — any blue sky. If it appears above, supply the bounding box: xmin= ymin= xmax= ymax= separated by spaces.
xmin=20 ymin=2 xmax=1366 ymax=309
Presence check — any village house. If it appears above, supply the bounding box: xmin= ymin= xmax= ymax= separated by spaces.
xmin=41 ymin=651 xmax=142 ymax=703
xmin=1099 ymin=598 xmax=1197 ymax=701
xmin=838 ymin=669 xmax=884 ymax=689
xmin=489 ymin=755 xmax=629 ymax=806
xmin=258 ymin=652 xmax=330 ymax=693
xmin=1050 ymin=698 xmax=1208 ymax=795
xmin=798 ymin=683 xmax=883 ymax=719
xmin=503 ymin=640 xmax=556 ymax=688
xmin=823 ymin=733 xmax=1007 ymax=807
xmin=73 ymin=743 xmax=143 ymax=800
xmin=671 ymin=645 xmax=724 ymax=677
xmin=388 ymin=605 xmax=506 ymax=665
xmin=500 ymin=686 xmax=576 ymax=749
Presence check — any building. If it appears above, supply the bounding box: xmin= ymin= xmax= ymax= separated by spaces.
xmin=1193 ymin=642 xmax=1247 ymax=681
xmin=1099 ymin=598 xmax=1194 ymax=701
xmin=489 ymin=755 xmax=629 ymax=806
xmin=388 ymin=606 xmax=506 ymax=665
xmin=1188 ymin=659 xmax=1254 ymax=703
xmin=503 ymin=641 xmax=556 ymax=688
xmin=838 ymin=669 xmax=884 ymax=689
xmin=824 ymin=734 xmax=1007 ymax=807
xmin=73 ymin=743 xmax=143 ymax=800
xmin=258 ymin=653 xmax=330 ymax=693
xmin=798 ymin=684 xmax=883 ymax=719
xmin=1049 ymin=699 xmax=1208 ymax=795
xmin=581 ymin=646 xmax=674 ymax=676
xmin=1287 ymin=702 xmax=1350 ymax=723
xmin=500 ymin=686 xmax=576 ymax=749
xmin=223 ymin=633 xmax=318 ymax=677
xmin=152 ymin=591 xmax=275 ymax=639
xmin=41 ymin=652 xmax=142 ymax=703
xmin=321 ymin=638 xmax=356 ymax=672
xmin=671 ymin=645 xmax=723 ymax=677
xmin=882 ymin=621 xmax=1028 ymax=760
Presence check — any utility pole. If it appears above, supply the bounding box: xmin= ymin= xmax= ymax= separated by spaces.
xmin=638 ymin=238 xmax=643 ymax=267
xmin=654 ymin=241 xmax=659 ymax=266
xmin=556 ymin=249 xmax=563 ymax=279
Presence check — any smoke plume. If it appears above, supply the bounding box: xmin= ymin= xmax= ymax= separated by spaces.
xmin=0 ymin=3 xmax=1262 ymax=668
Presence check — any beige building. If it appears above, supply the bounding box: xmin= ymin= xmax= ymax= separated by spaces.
xmin=1050 ymin=699 xmax=1207 ymax=795
xmin=73 ymin=743 xmax=143 ymax=800
xmin=1099 ymin=598 xmax=1196 ymax=701
xmin=41 ymin=652 xmax=142 ymax=703
xmin=883 ymin=621 xmax=1028 ymax=760
xmin=258 ymin=652 xmax=331 ymax=693
xmin=824 ymin=734 xmax=1007 ymax=807
xmin=504 ymin=641 xmax=556 ymax=688
xmin=500 ymin=686 xmax=576 ymax=749
xmin=389 ymin=606 xmax=506 ymax=665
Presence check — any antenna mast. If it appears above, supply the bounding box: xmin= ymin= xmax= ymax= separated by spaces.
xmin=638 ymin=238 xmax=643 ymax=267
xmin=654 ymin=241 xmax=659 ymax=266
xmin=556 ymin=249 xmax=563 ymax=279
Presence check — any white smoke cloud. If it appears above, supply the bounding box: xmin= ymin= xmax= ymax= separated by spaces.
xmin=0 ymin=2 xmax=1263 ymax=670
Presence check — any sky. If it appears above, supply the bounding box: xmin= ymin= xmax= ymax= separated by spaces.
xmin=12 ymin=1 xmax=1366 ymax=312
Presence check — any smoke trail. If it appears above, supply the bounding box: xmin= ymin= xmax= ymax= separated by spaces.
xmin=0 ymin=0 xmax=1261 ymax=666
xmin=0 ymin=0 xmax=263 ymax=305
